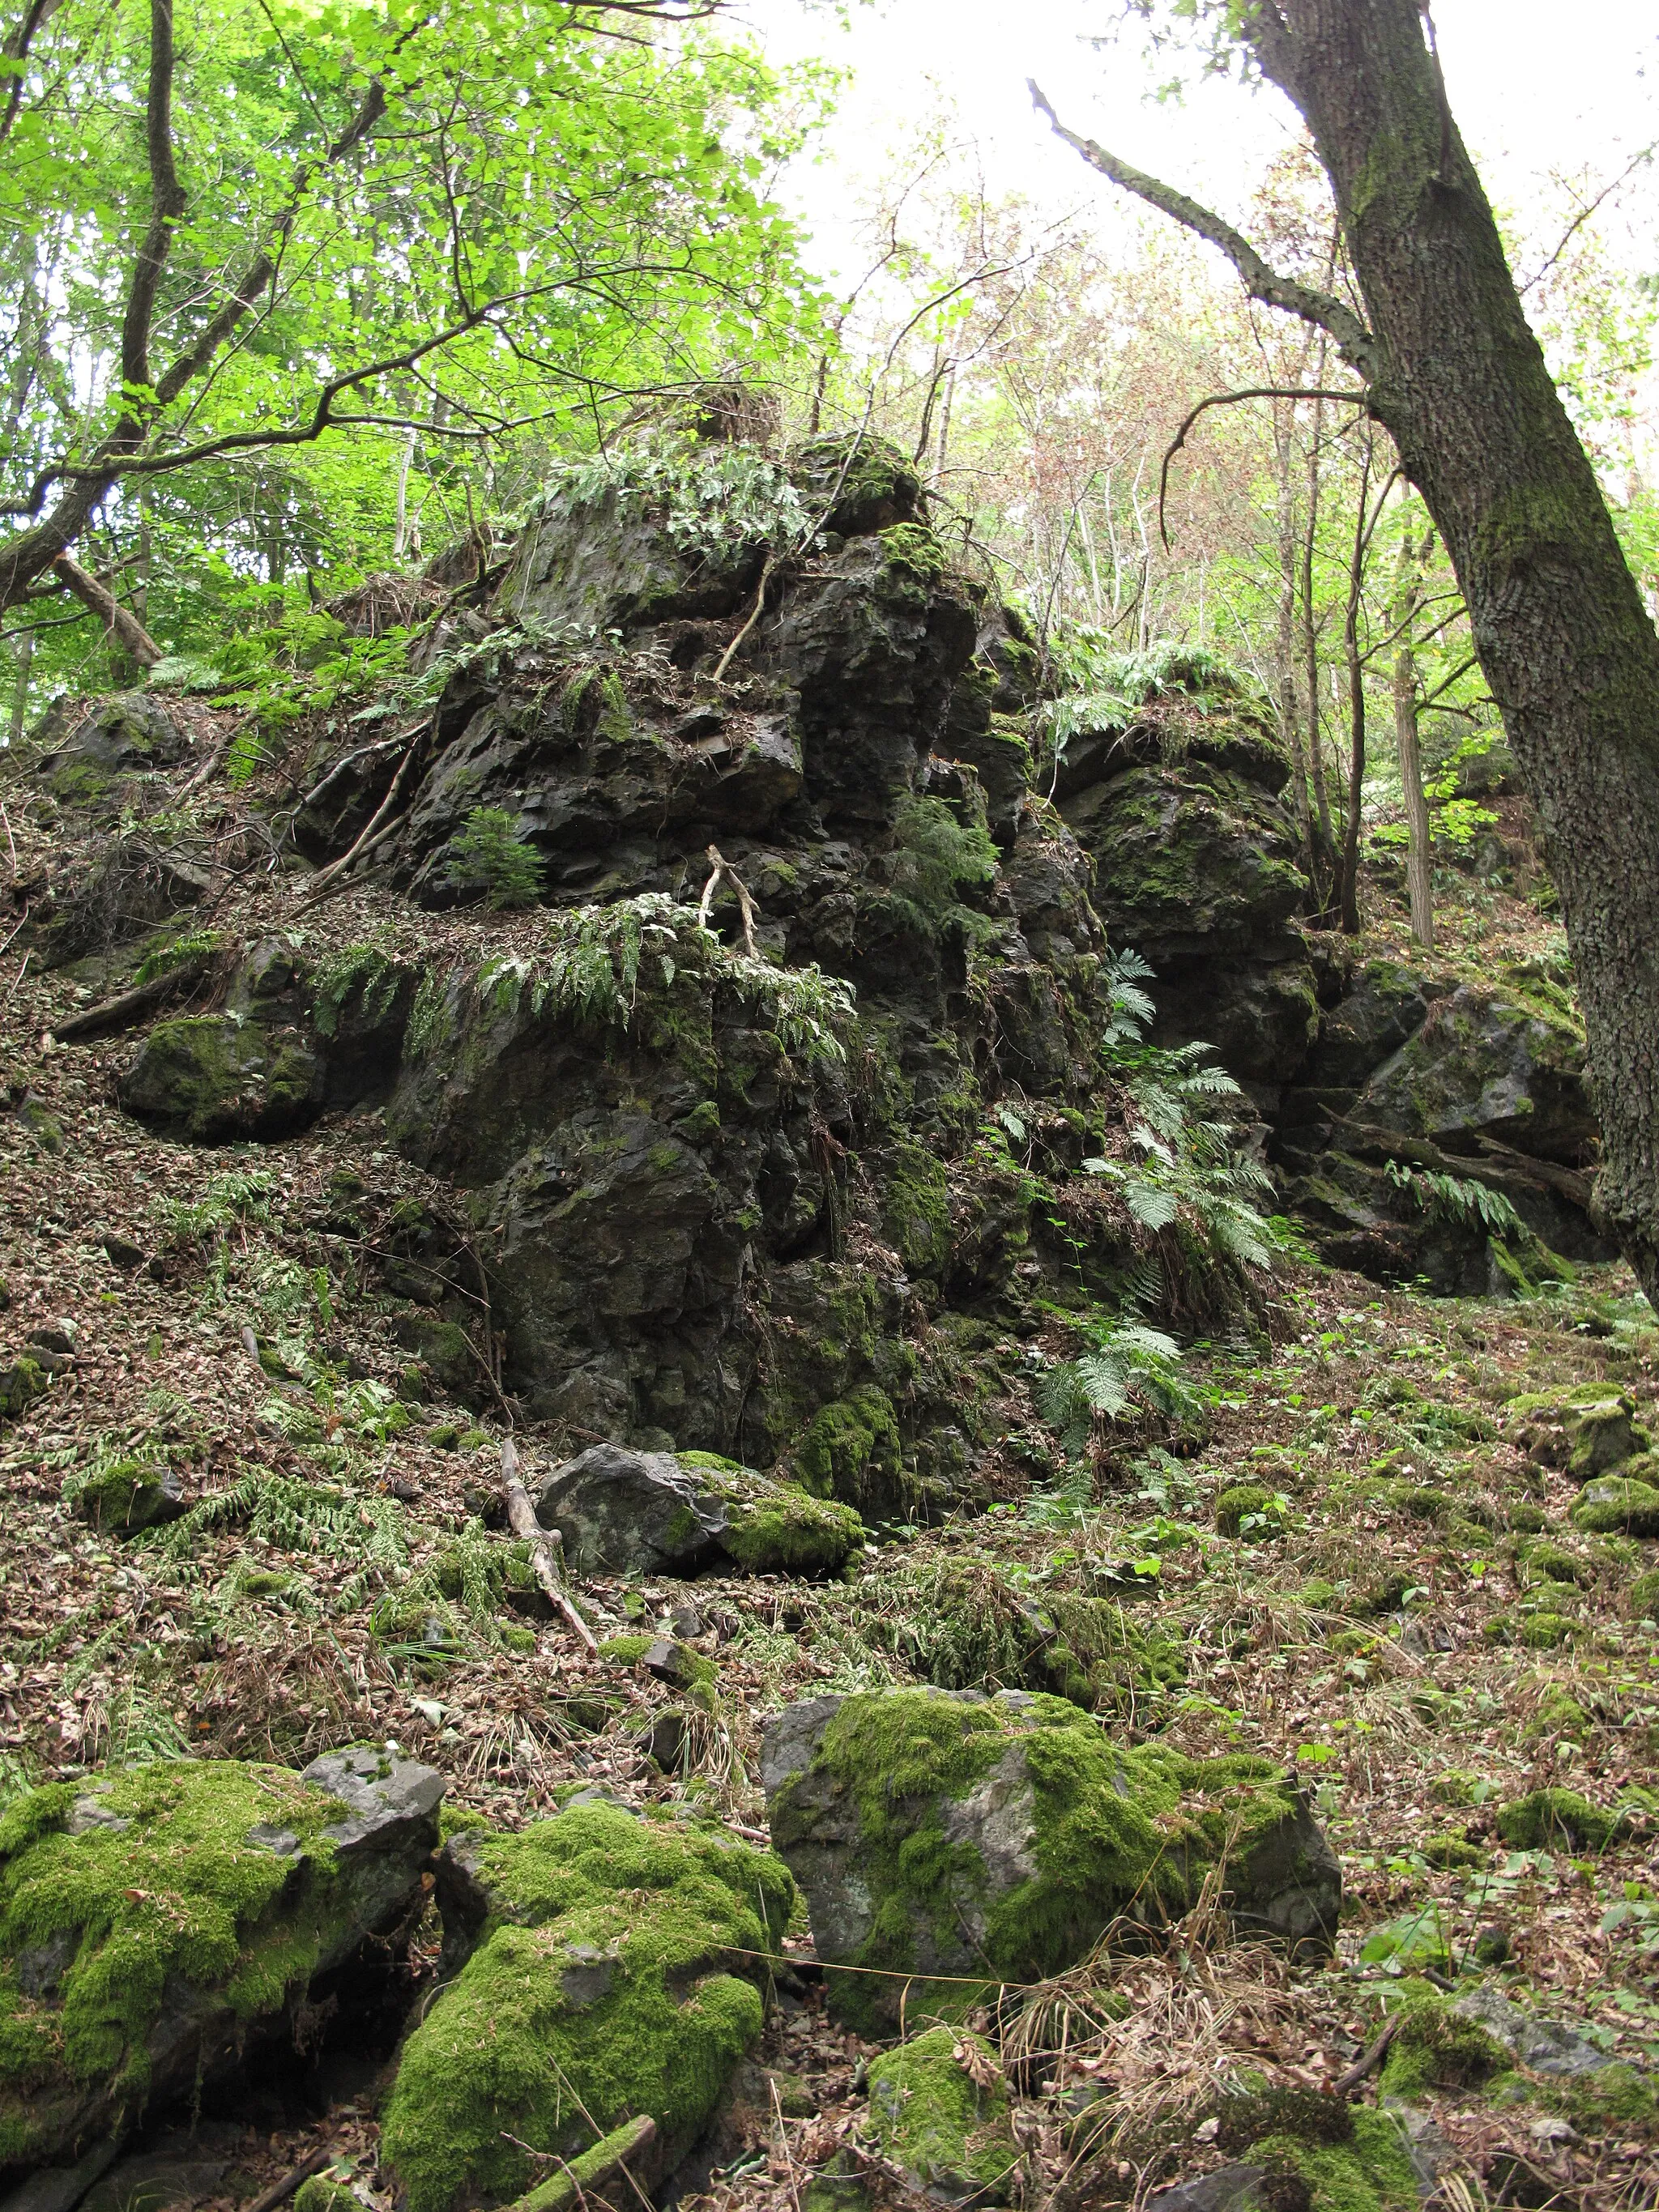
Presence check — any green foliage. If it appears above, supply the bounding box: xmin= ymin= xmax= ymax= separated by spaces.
xmin=885 ymin=793 xmax=998 ymax=938
xmin=1038 ymin=1317 xmax=1194 ymax=1453
xmin=445 ymin=808 xmax=547 ymax=911
xmin=312 ymin=945 xmax=403 ymax=1038
xmin=1384 ymin=1161 xmax=1527 ymax=1240
xmin=533 ymin=435 xmax=816 ymax=561
xmin=132 ymin=931 xmax=222 ymax=987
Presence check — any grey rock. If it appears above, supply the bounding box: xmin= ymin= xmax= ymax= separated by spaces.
xmin=0 ymin=2137 xmax=125 ymax=2212
xmin=301 ymin=1744 xmax=449 ymax=1852
xmin=1358 ymin=983 xmax=1596 ymax=1167
xmin=535 ymin=1445 xmax=728 ymax=1575
xmin=1452 ymin=1985 xmax=1612 ymax=2078
xmin=1144 ymin=2165 xmax=1267 ymax=2212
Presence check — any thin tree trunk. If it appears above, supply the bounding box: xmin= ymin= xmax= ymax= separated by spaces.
xmin=1273 ymin=403 xmax=1315 ymax=870
xmin=393 ymin=428 xmax=416 ymax=559
xmin=1392 ymin=522 xmax=1435 ymax=951
xmin=1337 ymin=433 xmax=1374 ymax=935
xmin=9 ymin=624 xmax=33 ymax=744
xmin=1300 ymin=397 xmax=1336 ymax=901
xmin=52 ymin=552 xmax=161 ymax=667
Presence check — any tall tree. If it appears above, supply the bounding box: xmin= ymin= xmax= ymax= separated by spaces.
xmin=1033 ymin=2 xmax=1659 ymax=1300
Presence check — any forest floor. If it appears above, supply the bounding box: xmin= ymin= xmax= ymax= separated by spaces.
xmin=2 ymin=842 xmax=1657 ymax=2212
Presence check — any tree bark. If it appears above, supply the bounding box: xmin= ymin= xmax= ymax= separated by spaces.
xmin=1246 ymin=0 xmax=1659 ymax=1294
xmin=1036 ymin=9 xmax=1659 ymax=1298
xmin=52 ymin=553 xmax=162 ymax=667
xmin=1392 ymin=524 xmax=1435 ymax=951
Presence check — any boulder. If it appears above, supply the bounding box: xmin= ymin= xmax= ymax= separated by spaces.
xmin=0 ymin=1750 xmax=444 ymax=2180
xmin=72 ymin=1461 xmax=186 ymax=1535
xmin=534 ymin=1445 xmax=864 ymax=1577
xmin=378 ymin=1796 xmax=795 ymax=2212
xmin=760 ymin=1688 xmax=1340 ymax=2032
xmin=1572 ymin=1473 xmax=1659 ymax=1537
xmin=1504 ymin=1385 xmax=1647 ymax=1481
xmin=1355 ymin=982 xmax=1595 ymax=1166
xmin=865 ymin=2027 xmax=1020 ymax=2206
xmin=117 ymin=1014 xmax=322 ymax=1143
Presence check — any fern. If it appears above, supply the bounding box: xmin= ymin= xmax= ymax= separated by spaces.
xmin=1384 ymin=1160 xmax=1526 ymax=1240
xmin=1037 ymin=1317 xmax=1192 ymax=1457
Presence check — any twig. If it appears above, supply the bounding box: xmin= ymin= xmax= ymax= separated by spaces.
xmin=697 ymin=844 xmax=760 ymax=957
xmin=507 ymin=2115 xmax=656 ymax=2212
xmin=240 ymin=1323 xmax=264 ymax=1372
xmin=293 ymin=725 xmax=419 ymax=816
xmin=298 ymin=735 xmax=424 ymax=901
xmin=1335 ymin=2012 xmax=1401 ymax=2094
xmin=770 ymin=2074 xmax=804 ymax=2212
xmin=240 ymin=2147 xmax=332 ymax=2212
xmin=501 ymin=1437 xmax=598 ymax=1652
xmin=711 ymin=549 xmax=778 ymax=683
xmin=175 ymin=723 xmax=241 ymax=802
xmin=0 ymin=796 xmax=16 ymax=883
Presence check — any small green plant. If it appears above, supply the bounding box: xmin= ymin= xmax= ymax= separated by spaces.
xmin=886 ymin=793 xmax=997 ymax=936
xmin=134 ymin=930 xmax=222 ymax=986
xmin=313 ymin=944 xmax=403 ymax=1034
xmin=1384 ymin=1160 xmax=1526 ymax=1239
xmin=528 ymin=433 xmax=815 ymax=564
xmin=1037 ymin=1315 xmax=1196 ymax=1457
xmin=446 ymin=808 xmax=547 ymax=910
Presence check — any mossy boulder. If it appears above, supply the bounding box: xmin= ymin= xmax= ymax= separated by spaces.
xmin=1505 ymin=1384 xmax=1645 ymax=1478
xmin=379 ymin=1797 xmax=795 ymax=2212
xmin=1378 ymin=2001 xmax=1508 ymax=2099
xmin=1215 ymin=1485 xmax=1287 ymax=1540
xmin=760 ymin=1688 xmax=1340 ymax=2033
xmin=0 ymin=1357 xmax=49 ymax=1425
xmin=1356 ymin=983 xmax=1595 ymax=1166
xmin=1572 ymin=1473 xmax=1659 ymax=1537
xmin=791 ymin=1387 xmax=906 ymax=1519
xmin=118 ymin=1015 xmax=323 ymax=1143
xmin=1628 ymin=1566 xmax=1659 ymax=1618
xmin=1495 ymin=1788 xmax=1620 ymax=1852
xmin=791 ymin=433 xmax=922 ymax=538
xmin=71 ymin=1460 xmax=186 ymax=1535
xmin=1234 ymin=2111 xmax=1418 ymax=2212
xmin=0 ymin=1748 xmax=445 ymax=2172
xmin=865 ymin=2025 xmax=1020 ymax=2206
xmin=534 ymin=1445 xmax=864 ymax=1578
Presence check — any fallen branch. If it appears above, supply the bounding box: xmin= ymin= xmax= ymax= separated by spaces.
xmin=49 ymin=958 xmax=211 ymax=1042
xmin=710 ymin=549 xmax=777 ymax=684
xmin=297 ymin=734 xmax=424 ymax=901
xmin=241 ymin=2147 xmax=333 ymax=2212
xmin=174 ymin=723 xmax=241 ymax=802
xmin=293 ymin=723 xmax=424 ymax=818
xmin=508 ymin=2115 xmax=656 ymax=2212
xmin=501 ymin=1436 xmax=597 ymax=1652
xmin=1335 ymin=2012 xmax=1401 ymax=2095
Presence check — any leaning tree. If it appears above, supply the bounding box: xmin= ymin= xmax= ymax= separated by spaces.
xmin=1034 ymin=0 xmax=1659 ymax=1298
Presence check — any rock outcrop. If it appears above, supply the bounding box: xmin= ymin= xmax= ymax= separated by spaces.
xmin=759 ymin=1687 xmax=1340 ymax=2033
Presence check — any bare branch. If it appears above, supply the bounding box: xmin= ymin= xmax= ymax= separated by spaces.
xmin=1028 ymin=79 xmax=1378 ymax=379
xmin=1520 ymin=141 xmax=1657 ymax=297
xmin=1158 ymin=386 xmax=1367 ymax=550
xmin=0 ymin=0 xmax=62 ymax=146
xmin=50 ymin=553 xmax=162 ymax=667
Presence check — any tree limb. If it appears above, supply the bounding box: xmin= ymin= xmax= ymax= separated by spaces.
xmin=1028 ymin=79 xmax=1379 ymax=379
xmin=1158 ymin=385 xmax=1367 ymax=551
xmin=122 ymin=0 xmax=187 ymax=395
xmin=501 ymin=1438 xmax=599 ymax=1653
xmin=50 ymin=553 xmax=163 ymax=666
xmin=0 ymin=0 xmax=62 ymax=146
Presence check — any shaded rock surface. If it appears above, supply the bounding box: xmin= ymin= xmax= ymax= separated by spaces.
xmin=760 ymin=1687 xmax=1340 ymax=2032
xmin=533 ymin=1444 xmax=865 ymax=1576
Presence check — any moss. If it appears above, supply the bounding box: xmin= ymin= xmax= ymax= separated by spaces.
xmin=1379 ymin=2002 xmax=1508 ymax=2098
xmin=1215 ymin=2086 xmax=1352 ymax=2154
xmin=70 ymin=1460 xmax=178 ymax=1535
xmin=793 ymin=1387 xmax=903 ymax=1516
xmin=1558 ymin=2061 xmax=1659 ymax=2140
xmin=1215 ymin=1485 xmax=1286 ymax=1540
xmin=0 ymin=1357 xmax=50 ymax=1423
xmin=1525 ymin=1689 xmax=1588 ymax=1742
xmin=1241 ymin=2110 xmax=1418 ymax=2212
xmin=1495 ymin=1788 xmax=1618 ymax=1852
xmin=878 ymin=1139 xmax=953 ymax=1276
xmin=865 ymin=2025 xmax=1019 ymax=2203
xmin=719 ymin=1488 xmax=866 ymax=1576
xmin=1523 ymin=1541 xmax=1589 ymax=1586
xmin=770 ymin=1689 xmax=1328 ymax=2035
xmin=1629 ymin=1566 xmax=1659 ymax=1618
xmin=597 ymin=1634 xmax=718 ymax=1694
xmin=1573 ymin=1475 xmax=1659 ymax=1536
xmin=379 ymin=1801 xmax=795 ymax=2212
xmin=292 ymin=2180 xmax=358 ymax=2212
xmin=0 ymin=1760 xmax=364 ymax=2163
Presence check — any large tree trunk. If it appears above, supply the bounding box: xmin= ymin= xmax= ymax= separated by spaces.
xmin=1245 ymin=0 xmax=1659 ymax=1297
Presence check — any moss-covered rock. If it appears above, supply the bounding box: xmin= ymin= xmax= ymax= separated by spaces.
xmin=1628 ymin=1566 xmax=1659 ymax=1619
xmin=1495 ymin=1788 xmax=1619 ymax=1852
xmin=71 ymin=1459 xmax=186 ymax=1535
xmin=1215 ymin=1485 xmax=1287 ymax=1540
xmin=791 ymin=1386 xmax=906 ymax=1519
xmin=0 ymin=1357 xmax=49 ymax=1425
xmin=0 ymin=1749 xmax=445 ymax=2169
xmin=1506 ymin=1384 xmax=1645 ymax=1477
xmin=760 ymin=1689 xmax=1340 ymax=2033
xmin=379 ymin=1799 xmax=795 ymax=2212
xmin=118 ymin=1014 xmax=323 ymax=1143
xmin=1378 ymin=2001 xmax=1508 ymax=2099
xmin=534 ymin=1444 xmax=864 ymax=1578
xmin=865 ymin=2025 xmax=1020 ymax=2205
xmin=1237 ymin=2111 xmax=1418 ymax=2212
xmin=1572 ymin=1474 xmax=1659 ymax=1537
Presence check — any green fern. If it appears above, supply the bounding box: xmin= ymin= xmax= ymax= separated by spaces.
xmin=1384 ymin=1160 xmax=1526 ymax=1239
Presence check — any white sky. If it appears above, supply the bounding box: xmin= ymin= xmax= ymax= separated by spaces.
xmin=745 ymin=0 xmax=1658 ymax=291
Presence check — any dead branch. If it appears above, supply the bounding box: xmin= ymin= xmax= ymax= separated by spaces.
xmin=501 ymin=1437 xmax=598 ymax=1653
xmin=1157 ymin=387 xmax=1367 ymax=552
xmin=697 ymin=844 xmax=760 ymax=957
xmin=241 ymin=2147 xmax=333 ymax=2212
xmin=297 ymin=737 xmax=424 ymax=901
xmin=506 ymin=2115 xmax=656 ymax=2212
xmin=1335 ymin=2012 xmax=1401 ymax=2095
xmin=48 ymin=959 xmax=209 ymax=1042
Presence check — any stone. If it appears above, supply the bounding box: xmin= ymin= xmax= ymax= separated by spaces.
xmin=1505 ymin=1385 xmax=1646 ymax=1479
xmin=0 ymin=1751 xmax=444 ymax=2173
xmin=117 ymin=1014 xmax=323 ymax=1144
xmin=865 ymin=2026 xmax=1020 ymax=2206
xmin=379 ymin=1797 xmax=795 ymax=2212
xmin=1452 ymin=1986 xmax=1612 ymax=2079
xmin=1572 ymin=1473 xmax=1659 ymax=1537
xmin=1145 ymin=2166 xmax=1267 ymax=2212
xmin=760 ymin=1688 xmax=1340 ymax=2033
xmin=73 ymin=1460 xmax=186 ymax=1535
xmin=78 ymin=2125 xmax=249 ymax=2212
xmin=1355 ymin=982 xmax=1596 ymax=1167
xmin=534 ymin=1445 xmax=864 ymax=1578
xmin=0 ymin=1360 xmax=49 ymax=1425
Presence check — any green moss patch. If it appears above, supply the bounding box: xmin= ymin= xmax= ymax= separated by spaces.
xmin=866 ymin=2025 xmax=1020 ymax=2204
xmin=1572 ymin=1476 xmax=1659 ymax=1537
xmin=791 ymin=1387 xmax=906 ymax=1519
xmin=1495 ymin=1788 xmax=1619 ymax=1852
xmin=1215 ymin=1484 xmax=1288 ymax=1540
xmin=379 ymin=1801 xmax=794 ymax=2212
xmin=0 ymin=1760 xmax=369 ymax=2164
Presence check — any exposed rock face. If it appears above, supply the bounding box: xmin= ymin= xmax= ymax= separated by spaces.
xmin=760 ymin=1687 xmax=1340 ymax=2033
xmin=379 ymin=1796 xmax=795 ymax=2212
xmin=0 ymin=1750 xmax=444 ymax=2182
xmin=1055 ymin=666 xmax=1316 ymax=1110
xmin=533 ymin=1443 xmax=865 ymax=1577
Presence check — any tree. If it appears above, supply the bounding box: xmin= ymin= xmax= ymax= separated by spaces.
xmin=0 ymin=0 xmax=822 ymax=646
xmin=1034 ymin=1 xmax=1659 ymax=1302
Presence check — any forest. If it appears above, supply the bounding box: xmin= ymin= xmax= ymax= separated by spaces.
xmin=2 ymin=6 xmax=1659 ymax=2212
